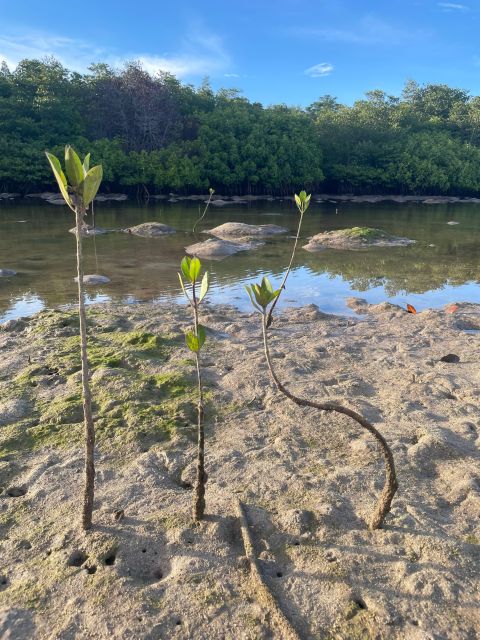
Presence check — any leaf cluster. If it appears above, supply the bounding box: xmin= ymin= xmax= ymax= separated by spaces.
xmin=245 ymin=277 xmax=281 ymax=313
xmin=178 ymin=256 xmax=210 ymax=353
xmin=45 ymin=145 xmax=103 ymax=212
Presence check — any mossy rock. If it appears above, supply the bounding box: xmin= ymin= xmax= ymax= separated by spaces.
xmin=303 ymin=227 xmax=415 ymax=251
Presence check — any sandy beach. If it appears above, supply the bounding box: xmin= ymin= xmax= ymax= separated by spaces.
xmin=0 ymin=299 xmax=479 ymax=639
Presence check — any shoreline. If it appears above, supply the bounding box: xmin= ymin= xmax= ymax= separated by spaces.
xmin=2 ymin=192 xmax=480 ymax=205
xmin=0 ymin=300 xmax=479 ymax=638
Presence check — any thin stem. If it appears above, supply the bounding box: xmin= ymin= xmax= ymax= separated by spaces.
xmin=75 ymin=206 xmax=95 ymax=531
xmin=192 ymin=281 xmax=206 ymax=521
xmin=266 ymin=212 xmax=303 ymax=328
xmin=261 ymin=314 xmax=398 ymax=530
xmin=193 ymin=191 xmax=214 ymax=234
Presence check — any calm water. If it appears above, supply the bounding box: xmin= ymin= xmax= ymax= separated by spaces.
xmin=0 ymin=199 xmax=479 ymax=322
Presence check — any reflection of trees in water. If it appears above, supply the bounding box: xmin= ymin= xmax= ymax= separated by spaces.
xmin=303 ymin=245 xmax=480 ymax=296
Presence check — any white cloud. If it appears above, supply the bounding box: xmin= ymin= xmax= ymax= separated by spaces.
xmin=438 ymin=2 xmax=468 ymax=10
xmin=0 ymin=28 xmax=231 ymax=78
xmin=224 ymin=73 xmax=240 ymax=78
xmin=304 ymin=62 xmax=334 ymax=77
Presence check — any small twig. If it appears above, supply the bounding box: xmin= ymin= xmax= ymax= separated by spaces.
xmin=235 ymin=499 xmax=301 ymax=640
xmin=193 ymin=189 xmax=214 ymax=233
xmin=266 ymin=212 xmax=304 ymax=328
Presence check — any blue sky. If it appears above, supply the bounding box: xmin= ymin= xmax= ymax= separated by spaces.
xmin=1 ymin=0 xmax=479 ymax=105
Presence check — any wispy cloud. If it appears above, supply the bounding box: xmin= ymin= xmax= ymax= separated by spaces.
xmin=304 ymin=62 xmax=334 ymax=77
xmin=0 ymin=28 xmax=231 ymax=78
xmin=437 ymin=2 xmax=469 ymax=10
xmin=0 ymin=33 xmax=105 ymax=70
xmin=224 ymin=73 xmax=240 ymax=78
xmin=289 ymin=16 xmax=428 ymax=46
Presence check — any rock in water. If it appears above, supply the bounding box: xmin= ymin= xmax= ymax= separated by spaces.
xmin=206 ymin=222 xmax=287 ymax=240
xmin=303 ymin=227 xmax=415 ymax=251
xmin=0 ymin=269 xmax=17 ymax=277
xmin=69 ymin=225 xmax=107 ymax=236
xmin=185 ymin=238 xmax=256 ymax=259
xmin=125 ymin=223 xmax=175 ymax=237
xmin=447 ymin=221 xmax=460 ymax=225
xmin=74 ymin=274 xmax=111 ymax=285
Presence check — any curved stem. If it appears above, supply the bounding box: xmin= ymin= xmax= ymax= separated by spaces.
xmin=76 ymin=207 xmax=95 ymax=531
xmin=193 ymin=191 xmax=213 ymax=234
xmin=261 ymin=314 xmax=398 ymax=530
xmin=192 ymin=282 xmax=206 ymax=521
xmin=266 ymin=212 xmax=303 ymax=328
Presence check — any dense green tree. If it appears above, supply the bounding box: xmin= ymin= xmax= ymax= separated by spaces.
xmin=1 ymin=57 xmax=480 ymax=196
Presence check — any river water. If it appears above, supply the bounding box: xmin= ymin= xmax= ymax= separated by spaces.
xmin=0 ymin=199 xmax=479 ymax=322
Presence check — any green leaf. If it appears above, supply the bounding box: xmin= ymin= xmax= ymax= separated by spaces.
xmin=45 ymin=151 xmax=74 ymax=211
xmin=197 ymin=324 xmax=206 ymax=349
xmin=189 ymin=257 xmax=201 ymax=282
xmin=181 ymin=256 xmax=191 ymax=281
xmin=177 ymin=272 xmax=189 ymax=300
xmin=198 ymin=270 xmax=210 ymax=302
xmin=82 ymin=165 xmax=103 ymax=207
xmin=83 ymin=153 xmax=91 ymax=175
xmin=294 ymin=194 xmax=302 ymax=209
xmin=262 ymin=276 xmax=273 ymax=294
xmin=65 ymin=146 xmax=84 ymax=188
xmin=244 ymin=285 xmax=262 ymax=312
xmin=185 ymin=331 xmax=199 ymax=352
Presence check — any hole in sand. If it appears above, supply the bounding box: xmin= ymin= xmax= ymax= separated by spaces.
xmin=0 ymin=575 xmax=8 ymax=587
xmin=85 ymin=565 xmax=97 ymax=575
xmin=175 ymin=620 xmax=181 ymax=626
xmin=104 ymin=552 xmax=117 ymax=566
xmin=6 ymin=487 xmax=26 ymax=497
xmin=68 ymin=550 xmax=88 ymax=567
xmin=276 ymin=571 xmax=283 ymax=578
xmin=141 ymin=548 xmax=146 ymax=553
xmin=354 ymin=598 xmax=367 ymax=610
xmin=182 ymin=482 xmax=192 ymax=490
xmin=153 ymin=568 xmax=163 ymax=580
xmin=293 ymin=541 xmax=300 ymax=546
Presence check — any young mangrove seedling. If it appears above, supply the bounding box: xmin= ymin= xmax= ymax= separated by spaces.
xmin=178 ymin=256 xmax=210 ymax=521
xmin=193 ymin=187 xmax=215 ymax=233
xmin=46 ymin=146 xmax=103 ymax=531
xmin=265 ymin=190 xmax=311 ymax=328
xmin=245 ymin=276 xmax=398 ymax=530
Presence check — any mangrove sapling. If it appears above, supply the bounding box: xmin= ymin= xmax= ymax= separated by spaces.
xmin=245 ymin=276 xmax=398 ymax=530
xmin=178 ymin=256 xmax=210 ymax=521
xmin=46 ymin=146 xmax=103 ymax=531
xmin=193 ymin=187 xmax=215 ymax=233
xmin=265 ymin=190 xmax=311 ymax=328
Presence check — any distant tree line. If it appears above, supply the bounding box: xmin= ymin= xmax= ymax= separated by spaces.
xmin=2 ymin=58 xmax=480 ymax=195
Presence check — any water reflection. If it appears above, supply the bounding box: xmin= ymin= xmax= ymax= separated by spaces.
xmin=0 ymin=199 xmax=479 ymax=321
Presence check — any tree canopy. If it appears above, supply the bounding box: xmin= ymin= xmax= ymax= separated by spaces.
xmin=2 ymin=59 xmax=480 ymax=195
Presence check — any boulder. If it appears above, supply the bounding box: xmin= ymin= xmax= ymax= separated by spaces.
xmin=185 ymin=238 xmax=254 ymax=259
xmin=0 ymin=192 xmax=20 ymax=199
xmin=94 ymin=193 xmax=128 ymax=202
xmin=125 ymin=222 xmax=176 ymax=237
xmin=206 ymin=222 xmax=287 ymax=240
xmin=74 ymin=274 xmax=111 ymax=285
xmin=303 ymin=227 xmax=415 ymax=251
xmin=209 ymin=198 xmax=247 ymax=206
xmin=69 ymin=225 xmax=107 ymax=236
